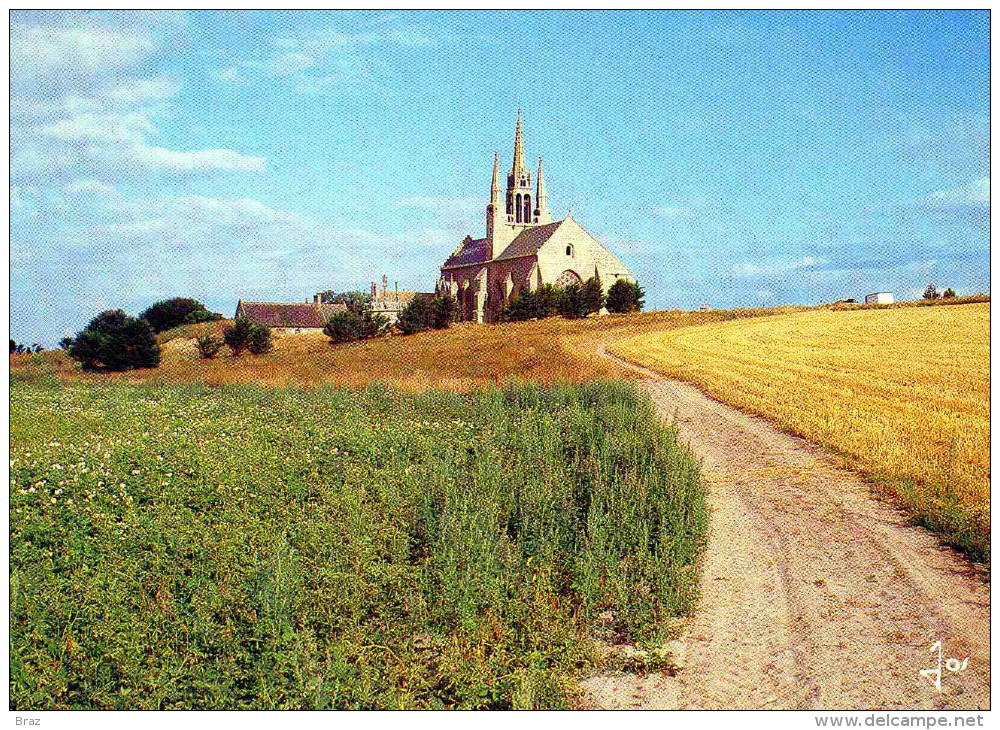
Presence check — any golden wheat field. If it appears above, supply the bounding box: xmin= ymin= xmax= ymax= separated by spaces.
xmin=610 ymin=303 xmax=991 ymax=559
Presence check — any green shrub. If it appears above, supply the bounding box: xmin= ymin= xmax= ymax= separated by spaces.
xmin=606 ymin=280 xmax=645 ymax=314
xmin=139 ymin=298 xmax=222 ymax=333
xmin=323 ymin=310 xmax=388 ymax=344
xmin=248 ymin=324 xmax=273 ymax=355
xmin=67 ymin=310 xmax=160 ymax=371
xmin=431 ymin=296 xmax=457 ymax=329
xmin=222 ymin=316 xmax=255 ymax=356
xmin=396 ymin=296 xmax=433 ymax=335
xmin=196 ymin=333 xmax=224 ymax=359
xmin=943 ymin=288 xmax=957 ymax=299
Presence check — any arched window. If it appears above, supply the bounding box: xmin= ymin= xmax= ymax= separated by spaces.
xmin=524 ymin=195 xmax=531 ymax=223
xmin=566 ymin=245 xmax=573 ymax=257
xmin=506 ymin=193 xmax=512 ymax=215
xmin=515 ymin=193 xmax=522 ymax=223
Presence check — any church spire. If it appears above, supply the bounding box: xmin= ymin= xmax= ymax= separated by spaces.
xmin=535 ymin=156 xmax=551 ymax=224
xmin=490 ymin=150 xmax=500 ymax=206
xmin=511 ymin=109 xmax=527 ymax=177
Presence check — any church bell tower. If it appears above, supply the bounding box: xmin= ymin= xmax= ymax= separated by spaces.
xmin=488 ymin=110 xmax=551 ymax=258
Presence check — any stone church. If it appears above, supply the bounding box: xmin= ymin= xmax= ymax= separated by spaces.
xmin=437 ymin=112 xmax=634 ymax=323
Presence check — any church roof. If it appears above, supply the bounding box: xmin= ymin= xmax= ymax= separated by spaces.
xmin=442 ymin=236 xmax=491 ymax=269
xmin=494 ymin=220 xmax=564 ymax=261
xmin=236 ymin=301 xmax=344 ymax=328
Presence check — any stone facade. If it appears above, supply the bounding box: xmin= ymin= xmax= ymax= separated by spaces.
xmin=437 ymin=112 xmax=633 ymax=323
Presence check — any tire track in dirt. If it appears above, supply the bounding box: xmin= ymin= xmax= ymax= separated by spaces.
xmin=579 ymin=349 xmax=989 ymax=710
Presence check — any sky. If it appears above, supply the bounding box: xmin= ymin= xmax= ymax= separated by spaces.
xmin=10 ymin=10 xmax=990 ymax=345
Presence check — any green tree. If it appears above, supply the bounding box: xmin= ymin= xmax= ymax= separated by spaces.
xmin=943 ymin=288 xmax=957 ymax=299
xmin=139 ymin=298 xmax=221 ymax=333
xmin=248 ymin=324 xmax=273 ymax=355
xmin=318 ymin=290 xmax=372 ymax=314
xmin=57 ymin=336 xmax=74 ymax=350
xmin=431 ymin=296 xmax=457 ymax=329
xmin=923 ymin=284 xmax=941 ymax=300
xmin=397 ymin=296 xmax=434 ymax=335
xmin=323 ymin=309 xmax=388 ymax=343
xmin=68 ymin=310 xmax=160 ymax=371
xmin=223 ymin=316 xmax=255 ymax=356
xmin=579 ymin=275 xmax=605 ymax=316
xmin=606 ymin=280 xmax=645 ymax=314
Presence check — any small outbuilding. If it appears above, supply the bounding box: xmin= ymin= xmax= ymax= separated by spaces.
xmin=235 ymin=296 xmax=346 ymax=334
xmin=864 ymin=292 xmax=894 ymax=304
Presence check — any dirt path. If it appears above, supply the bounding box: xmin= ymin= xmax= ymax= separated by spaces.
xmin=580 ymin=349 xmax=990 ymax=710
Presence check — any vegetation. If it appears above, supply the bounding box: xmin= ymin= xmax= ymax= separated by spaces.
xmin=606 ymin=280 xmax=645 ymax=314
xmin=195 ymin=333 xmax=224 ymax=359
xmin=498 ymin=285 xmax=562 ymax=322
xmin=323 ymin=310 xmax=389 ymax=344
xmin=923 ymin=284 xmax=940 ymax=300
xmin=10 ymin=380 xmax=706 ymax=709
xmin=943 ymin=288 xmax=956 ymax=299
xmin=317 ymin=290 xmax=372 ymax=312
xmin=247 ymin=324 xmax=274 ymax=355
xmin=139 ymin=298 xmax=222 ymax=334
xmin=11 ymin=307 xmax=802 ymax=390
xmin=222 ymin=316 xmax=255 ymax=356
xmin=10 ymin=340 xmax=43 ymax=354
xmin=610 ymin=304 xmax=991 ymax=561
xmin=58 ymin=337 xmax=74 ymax=351
xmin=67 ymin=311 xmax=160 ymax=372
xmin=397 ymin=296 xmax=457 ymax=335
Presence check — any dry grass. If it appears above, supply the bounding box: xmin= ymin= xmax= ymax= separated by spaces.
xmin=609 ymin=303 xmax=991 ymax=560
xmin=14 ymin=307 xmax=799 ymax=391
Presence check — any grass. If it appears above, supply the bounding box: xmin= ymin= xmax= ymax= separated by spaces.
xmin=10 ymin=379 xmax=706 ymax=709
xmin=12 ymin=307 xmax=803 ymax=391
xmin=609 ymin=302 xmax=990 ymax=562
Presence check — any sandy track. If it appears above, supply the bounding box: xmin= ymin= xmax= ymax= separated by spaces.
xmin=581 ymin=350 xmax=990 ymax=710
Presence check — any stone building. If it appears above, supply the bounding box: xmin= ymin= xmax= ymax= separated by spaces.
xmin=235 ymin=296 xmax=346 ymax=334
xmin=437 ymin=111 xmax=634 ymax=323
xmin=369 ymin=274 xmax=434 ymax=326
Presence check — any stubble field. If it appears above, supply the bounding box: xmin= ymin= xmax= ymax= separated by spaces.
xmin=609 ymin=303 xmax=990 ymax=560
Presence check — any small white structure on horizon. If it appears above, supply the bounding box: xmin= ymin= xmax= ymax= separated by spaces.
xmin=865 ymin=292 xmax=895 ymax=304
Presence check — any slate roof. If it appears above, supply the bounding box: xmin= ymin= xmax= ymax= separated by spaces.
xmin=236 ymin=301 xmax=344 ymax=328
xmin=494 ymin=220 xmax=564 ymax=261
xmin=442 ymin=220 xmax=565 ymax=269
xmin=442 ymin=237 xmax=491 ymax=269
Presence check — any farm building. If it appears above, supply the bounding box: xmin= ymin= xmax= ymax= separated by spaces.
xmin=437 ymin=111 xmax=633 ymax=323
xmin=865 ymin=292 xmax=895 ymax=304
xmin=235 ymin=297 xmax=346 ymax=334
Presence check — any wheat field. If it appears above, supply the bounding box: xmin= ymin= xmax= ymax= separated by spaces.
xmin=609 ymin=303 xmax=990 ymax=560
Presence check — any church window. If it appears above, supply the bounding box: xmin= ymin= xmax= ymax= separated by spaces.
xmin=506 ymin=193 xmax=513 ymax=215
xmin=523 ymin=195 xmax=531 ymax=223
xmin=566 ymin=245 xmax=574 ymax=257
xmin=515 ymin=193 xmax=522 ymax=223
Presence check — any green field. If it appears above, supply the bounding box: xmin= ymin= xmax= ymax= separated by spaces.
xmin=10 ymin=379 xmax=706 ymax=709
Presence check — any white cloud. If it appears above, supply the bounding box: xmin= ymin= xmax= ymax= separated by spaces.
xmin=66 ymin=178 xmax=116 ymax=195
xmin=11 ymin=23 xmax=157 ymax=82
xmin=127 ymin=146 xmax=266 ymax=172
xmin=261 ymin=52 xmax=315 ymax=76
xmin=104 ymin=77 xmax=179 ymax=105
xmin=919 ymin=177 xmax=989 ymax=210
xmin=213 ymin=66 xmax=240 ymax=83
xmin=40 ymin=112 xmax=155 ymax=144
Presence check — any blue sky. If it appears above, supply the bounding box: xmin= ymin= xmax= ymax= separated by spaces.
xmin=11 ymin=10 xmax=990 ymax=345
